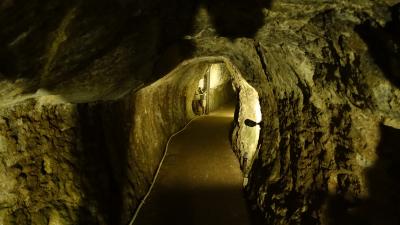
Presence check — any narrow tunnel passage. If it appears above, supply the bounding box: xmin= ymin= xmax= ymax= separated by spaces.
xmin=132 ymin=103 xmax=253 ymax=225
xmin=2 ymin=2 xmax=400 ymax=225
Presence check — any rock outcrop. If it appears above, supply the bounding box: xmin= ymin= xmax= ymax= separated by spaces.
xmin=246 ymin=2 xmax=400 ymax=225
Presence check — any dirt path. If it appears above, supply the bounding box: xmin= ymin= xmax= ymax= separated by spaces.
xmin=133 ymin=104 xmax=252 ymax=225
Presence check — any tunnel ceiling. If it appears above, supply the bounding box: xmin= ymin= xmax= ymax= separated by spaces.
xmin=0 ymin=0 xmax=397 ymax=103
xmin=1 ymin=0 xmax=400 ymax=225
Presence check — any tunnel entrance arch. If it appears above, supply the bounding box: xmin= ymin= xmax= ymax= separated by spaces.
xmin=131 ymin=56 xmax=262 ymax=194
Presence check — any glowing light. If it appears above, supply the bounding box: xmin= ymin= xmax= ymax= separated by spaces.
xmin=209 ymin=64 xmax=223 ymax=88
xmin=198 ymin=78 xmax=205 ymax=89
xmin=254 ymin=99 xmax=262 ymax=123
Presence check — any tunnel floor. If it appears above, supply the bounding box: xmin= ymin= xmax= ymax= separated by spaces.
xmin=133 ymin=103 xmax=252 ymax=225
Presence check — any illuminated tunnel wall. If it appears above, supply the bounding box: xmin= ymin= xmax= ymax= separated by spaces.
xmin=0 ymin=56 xmax=262 ymax=225
xmin=207 ymin=63 xmax=236 ymax=112
xmin=129 ymin=61 xmax=205 ymax=190
xmin=131 ymin=62 xmax=209 ymax=179
xmin=133 ymin=56 xmax=262 ymax=187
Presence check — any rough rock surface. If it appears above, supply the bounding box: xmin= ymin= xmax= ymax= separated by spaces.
xmin=0 ymin=97 xmax=79 ymax=225
xmin=1 ymin=0 xmax=400 ymax=225
xmin=246 ymin=2 xmax=400 ymax=225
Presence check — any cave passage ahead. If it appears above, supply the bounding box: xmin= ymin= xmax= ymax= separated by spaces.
xmin=128 ymin=59 xmax=263 ymax=225
xmin=2 ymin=1 xmax=400 ymax=225
xmin=132 ymin=103 xmax=254 ymax=225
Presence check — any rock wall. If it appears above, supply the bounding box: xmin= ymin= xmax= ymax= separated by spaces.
xmin=1 ymin=1 xmax=400 ymax=225
xmin=0 ymin=94 xmax=148 ymax=225
xmin=130 ymin=61 xmax=209 ymax=190
xmin=0 ymin=60 xmax=210 ymax=225
xmin=0 ymin=58 xmax=240 ymax=225
xmin=245 ymin=2 xmax=400 ymax=225
xmin=0 ymin=97 xmax=80 ymax=225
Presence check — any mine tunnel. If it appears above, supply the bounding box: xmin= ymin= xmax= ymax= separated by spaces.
xmin=131 ymin=60 xmax=262 ymax=225
xmin=1 ymin=1 xmax=400 ymax=225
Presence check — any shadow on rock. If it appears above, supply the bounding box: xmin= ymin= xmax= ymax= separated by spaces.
xmin=76 ymin=103 xmax=129 ymax=225
xmin=202 ymin=0 xmax=270 ymax=39
xmin=0 ymin=0 xmax=272 ymax=93
xmin=355 ymin=3 xmax=400 ymax=88
xmin=326 ymin=124 xmax=400 ymax=225
xmin=151 ymin=0 xmax=272 ymax=77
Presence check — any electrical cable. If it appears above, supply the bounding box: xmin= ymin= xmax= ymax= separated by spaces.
xmin=128 ymin=115 xmax=204 ymax=225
